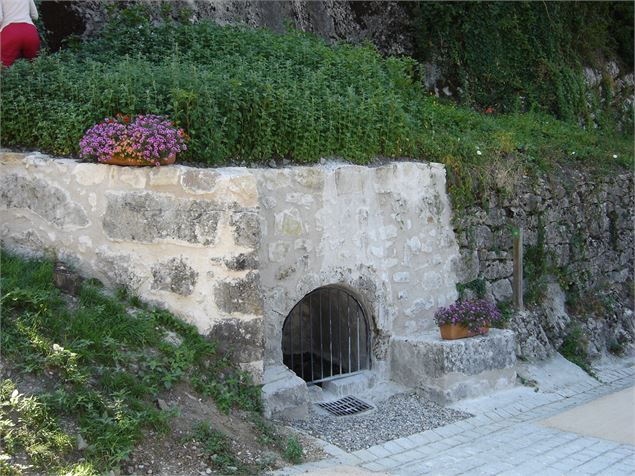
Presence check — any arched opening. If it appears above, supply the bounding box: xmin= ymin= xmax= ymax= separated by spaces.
xmin=282 ymin=286 xmax=371 ymax=384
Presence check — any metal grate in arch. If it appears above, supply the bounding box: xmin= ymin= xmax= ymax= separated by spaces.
xmin=282 ymin=287 xmax=371 ymax=384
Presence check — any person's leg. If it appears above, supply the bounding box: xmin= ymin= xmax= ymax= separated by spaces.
xmin=0 ymin=24 xmax=22 ymax=67
xmin=21 ymin=24 xmax=40 ymax=61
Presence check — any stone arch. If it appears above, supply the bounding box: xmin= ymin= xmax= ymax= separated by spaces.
xmin=281 ymin=285 xmax=371 ymax=383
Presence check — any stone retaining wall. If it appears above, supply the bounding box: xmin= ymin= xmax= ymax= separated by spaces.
xmin=454 ymin=167 xmax=634 ymax=359
xmin=2 ymin=151 xmax=632 ymax=398
xmin=0 ymin=152 xmax=460 ymax=384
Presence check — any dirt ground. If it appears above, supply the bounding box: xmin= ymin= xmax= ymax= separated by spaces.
xmin=124 ymin=383 xmax=328 ymax=476
xmin=0 ymin=361 xmax=327 ymax=476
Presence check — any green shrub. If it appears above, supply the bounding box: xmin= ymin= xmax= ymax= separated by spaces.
xmin=413 ymin=1 xmax=633 ymax=125
xmin=560 ymin=324 xmax=597 ymax=378
xmin=0 ymin=8 xmax=632 ymax=209
xmin=283 ymin=435 xmax=303 ymax=465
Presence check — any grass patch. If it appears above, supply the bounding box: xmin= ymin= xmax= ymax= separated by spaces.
xmin=559 ymin=324 xmax=597 ymax=379
xmin=192 ymin=422 xmax=242 ymax=474
xmin=282 ymin=436 xmax=303 ymax=465
xmin=0 ymin=251 xmax=260 ymax=475
xmin=1 ymin=7 xmax=632 ymax=209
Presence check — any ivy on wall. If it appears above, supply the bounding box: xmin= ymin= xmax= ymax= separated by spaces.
xmin=413 ymin=1 xmax=634 ymax=127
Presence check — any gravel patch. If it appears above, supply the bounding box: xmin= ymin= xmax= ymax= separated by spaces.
xmin=286 ymin=392 xmax=472 ymax=452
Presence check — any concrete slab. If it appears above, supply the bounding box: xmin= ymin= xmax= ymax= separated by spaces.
xmin=539 ymin=386 xmax=635 ymax=445
xmin=516 ymin=353 xmax=597 ymax=393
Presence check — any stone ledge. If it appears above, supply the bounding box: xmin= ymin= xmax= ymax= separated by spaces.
xmin=390 ymin=329 xmax=517 ymax=404
xmin=262 ymin=365 xmax=309 ymax=421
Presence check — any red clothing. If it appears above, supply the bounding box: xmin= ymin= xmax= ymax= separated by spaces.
xmin=1 ymin=22 xmax=39 ymax=67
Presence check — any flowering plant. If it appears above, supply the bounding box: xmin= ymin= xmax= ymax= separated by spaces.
xmin=434 ymin=299 xmax=502 ymax=332
xmin=79 ymin=114 xmax=188 ymax=166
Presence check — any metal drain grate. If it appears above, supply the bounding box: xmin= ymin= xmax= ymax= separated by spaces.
xmin=317 ymin=396 xmax=373 ymax=416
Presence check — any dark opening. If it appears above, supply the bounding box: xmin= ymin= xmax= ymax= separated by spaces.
xmin=282 ymin=286 xmax=370 ymax=384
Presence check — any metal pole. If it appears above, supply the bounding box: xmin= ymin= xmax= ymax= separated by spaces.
xmin=513 ymin=227 xmax=524 ymax=311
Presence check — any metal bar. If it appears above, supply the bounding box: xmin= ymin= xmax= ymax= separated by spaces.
xmin=337 ymin=289 xmax=342 ymax=375
xmin=347 ymin=294 xmax=352 ymax=374
xmin=307 ymin=370 xmax=367 ymax=385
xmin=319 ymin=289 xmax=324 ymax=381
xmin=290 ymin=307 xmax=294 ymax=374
xmin=309 ymin=293 xmax=313 ymax=382
xmin=327 ymin=289 xmax=333 ymax=375
xmin=357 ymin=305 xmax=361 ymax=372
xmin=299 ymin=299 xmax=304 ymax=381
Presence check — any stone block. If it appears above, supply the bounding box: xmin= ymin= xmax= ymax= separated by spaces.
xmin=0 ymin=174 xmax=89 ymax=228
xmin=214 ymin=271 xmax=263 ymax=315
xmin=490 ymin=278 xmax=513 ymax=302
xmin=390 ymin=329 xmax=516 ymax=404
xmin=483 ymin=260 xmax=513 ymax=280
xmin=262 ymin=365 xmax=309 ymax=420
xmin=321 ymin=371 xmax=375 ymax=397
xmin=95 ymin=249 xmax=143 ymax=289
xmin=180 ymin=169 xmax=219 ymax=193
xmin=275 ymin=208 xmax=304 ymax=236
xmin=231 ymin=211 xmax=261 ymax=248
xmin=208 ymin=317 xmax=264 ymax=363
xmin=151 ymin=257 xmax=198 ymax=296
xmin=223 ymin=252 xmax=259 ymax=271
xmin=103 ymin=192 xmax=220 ymax=244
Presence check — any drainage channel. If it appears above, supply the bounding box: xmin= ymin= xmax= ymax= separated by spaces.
xmin=316 ymin=395 xmax=374 ymax=416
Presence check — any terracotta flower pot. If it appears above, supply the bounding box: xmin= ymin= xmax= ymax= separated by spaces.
xmin=100 ymin=154 xmax=176 ymax=167
xmin=439 ymin=324 xmax=489 ymax=340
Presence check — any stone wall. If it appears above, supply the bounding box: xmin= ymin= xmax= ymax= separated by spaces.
xmin=0 ymin=153 xmax=460 ymax=384
xmin=256 ymin=162 xmax=460 ymax=379
xmin=454 ymin=167 xmax=634 ymax=359
xmin=0 ymin=152 xmax=265 ymax=376
xmin=2 ymin=151 xmax=632 ymax=384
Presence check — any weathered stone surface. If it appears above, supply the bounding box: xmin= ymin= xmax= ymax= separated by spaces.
xmin=262 ymin=365 xmax=309 ymax=421
xmin=214 ymin=271 xmax=263 ymax=315
xmin=0 ymin=174 xmax=89 ymax=228
xmin=490 ymin=278 xmax=512 ymax=301
xmin=180 ymin=169 xmax=220 ymax=193
xmin=224 ymin=252 xmax=259 ymax=271
xmin=208 ymin=317 xmax=264 ymax=363
xmin=103 ymin=192 xmax=220 ymax=244
xmin=538 ymin=282 xmax=571 ymax=349
xmin=390 ymin=330 xmax=517 ymax=404
xmin=508 ymin=310 xmax=554 ymax=361
xmin=231 ymin=211 xmax=261 ymax=248
xmin=455 ymin=166 xmax=634 ymax=360
xmin=151 ymin=257 xmax=198 ymax=296
xmin=95 ymin=249 xmax=143 ymax=289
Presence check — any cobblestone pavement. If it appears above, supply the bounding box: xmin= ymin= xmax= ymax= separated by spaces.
xmin=274 ymin=363 xmax=635 ymax=475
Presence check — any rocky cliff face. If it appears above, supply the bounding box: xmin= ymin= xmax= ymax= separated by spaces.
xmin=39 ymin=0 xmax=416 ymax=55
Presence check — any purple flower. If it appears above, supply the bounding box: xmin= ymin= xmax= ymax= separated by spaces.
xmin=79 ymin=114 xmax=188 ymax=165
xmin=434 ymin=299 xmax=503 ymax=332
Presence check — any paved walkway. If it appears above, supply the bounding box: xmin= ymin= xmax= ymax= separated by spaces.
xmin=275 ymin=361 xmax=635 ymax=475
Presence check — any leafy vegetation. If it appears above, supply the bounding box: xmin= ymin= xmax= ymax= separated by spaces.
xmin=282 ymin=436 xmax=304 ymax=465
xmin=192 ymin=422 xmax=242 ymax=473
xmin=0 ymin=251 xmax=261 ymax=474
xmin=413 ymin=1 xmax=634 ymax=127
xmin=1 ymin=4 xmax=632 ymax=209
xmin=559 ymin=324 xmax=597 ymax=378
